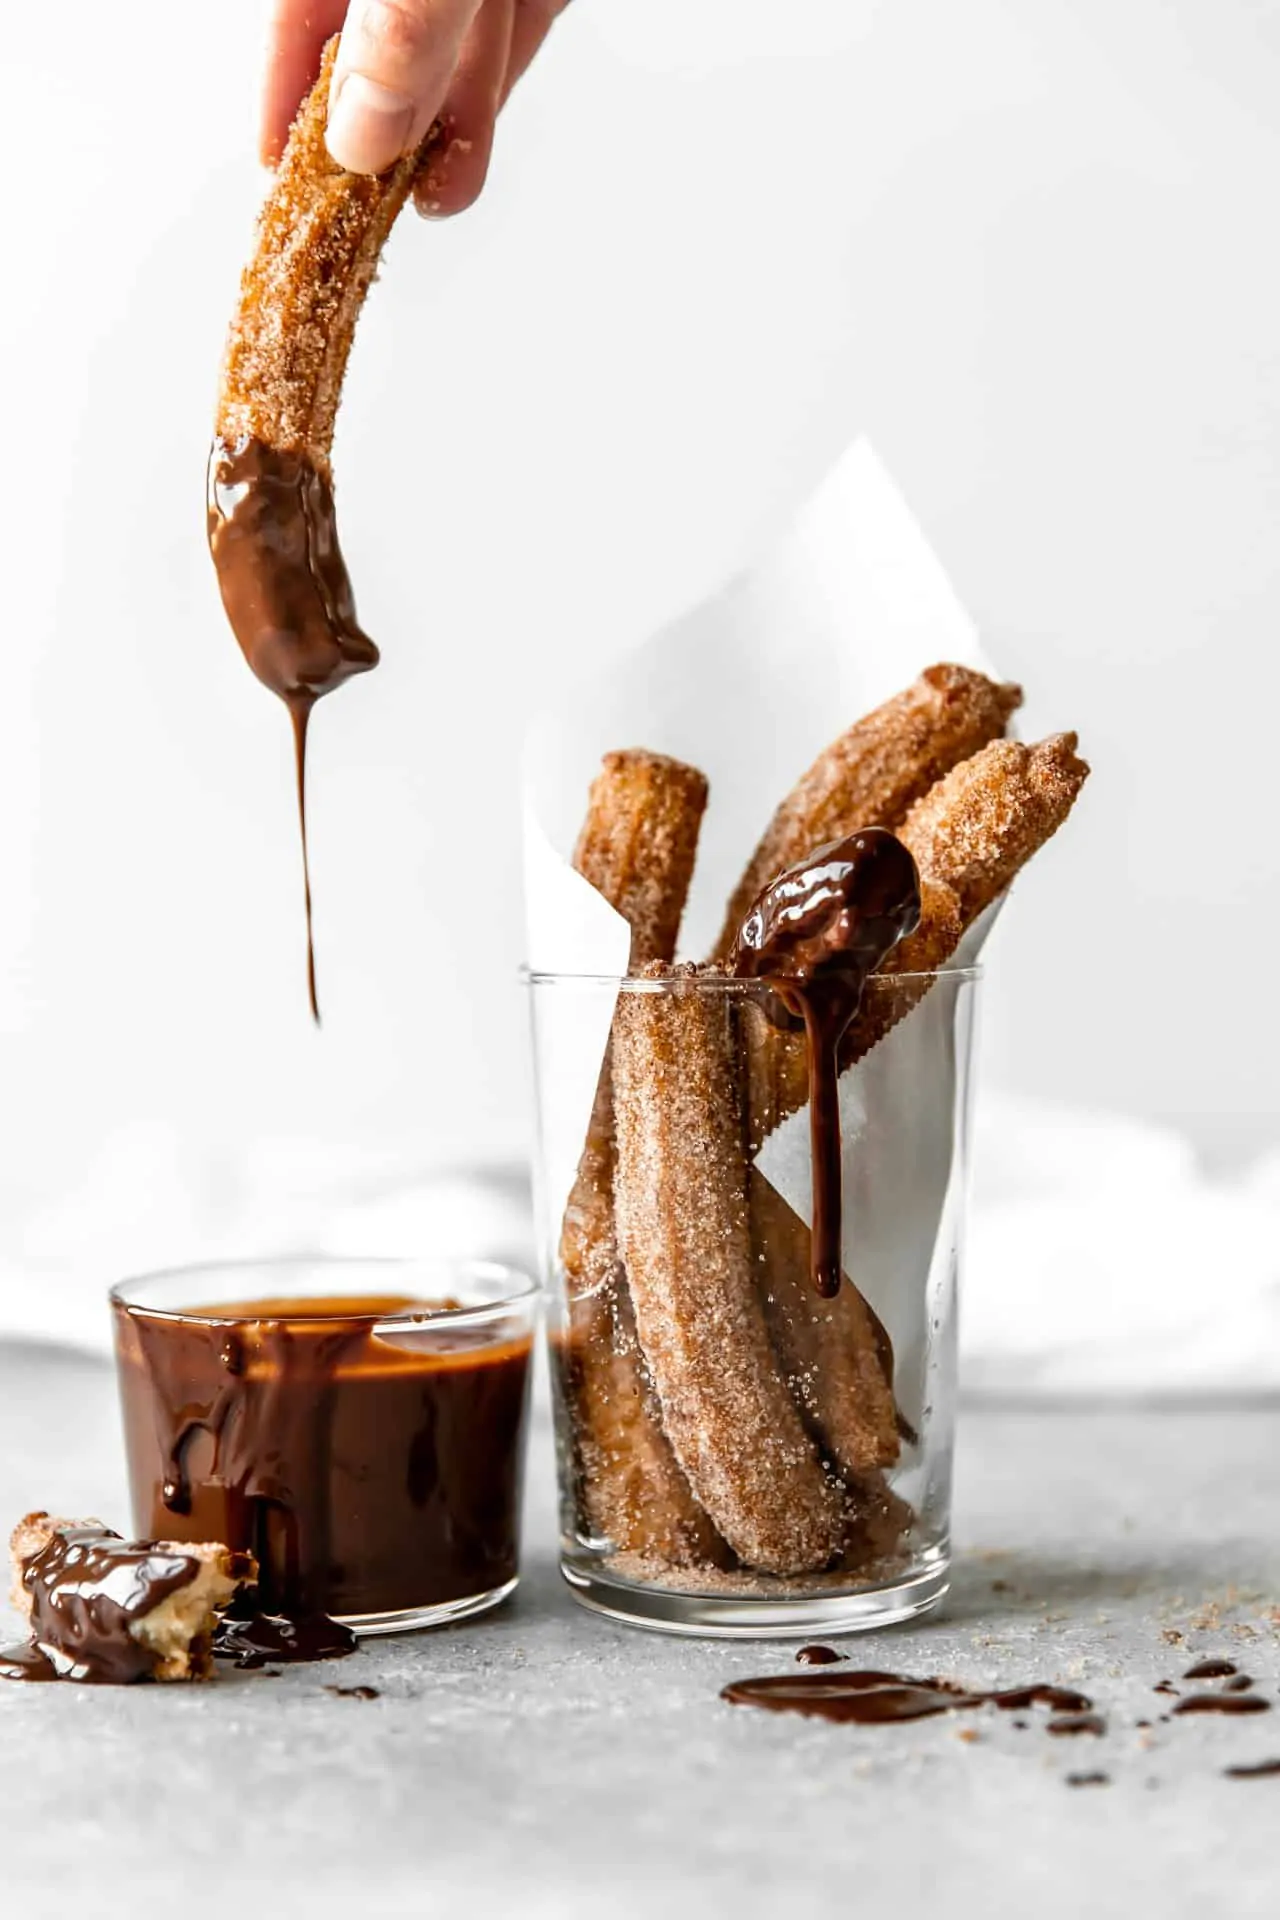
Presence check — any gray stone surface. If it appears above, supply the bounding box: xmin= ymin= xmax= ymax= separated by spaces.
xmin=1 ymin=1341 xmax=1278 ymax=1920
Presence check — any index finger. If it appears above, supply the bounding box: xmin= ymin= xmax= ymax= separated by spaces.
xmin=259 ymin=0 xmax=349 ymax=165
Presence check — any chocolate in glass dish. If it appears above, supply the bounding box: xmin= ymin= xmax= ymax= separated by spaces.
xmin=111 ymin=1262 xmax=537 ymax=1630
xmin=532 ymin=670 xmax=1089 ymax=1632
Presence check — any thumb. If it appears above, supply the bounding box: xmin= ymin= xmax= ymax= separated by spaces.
xmin=327 ymin=0 xmax=485 ymax=175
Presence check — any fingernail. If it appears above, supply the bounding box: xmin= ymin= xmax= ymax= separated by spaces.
xmin=326 ymin=73 xmax=416 ymax=175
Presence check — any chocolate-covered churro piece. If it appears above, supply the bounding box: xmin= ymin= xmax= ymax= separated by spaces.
xmin=713 ymin=665 xmax=1021 ymax=959
xmin=556 ymin=752 xmax=724 ymax=1566
xmin=6 ymin=1514 xmax=251 ymax=1684
xmin=611 ymin=968 xmax=845 ymax=1575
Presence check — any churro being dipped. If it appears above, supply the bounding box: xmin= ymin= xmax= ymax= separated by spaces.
xmin=208 ymin=37 xmax=446 ymax=1017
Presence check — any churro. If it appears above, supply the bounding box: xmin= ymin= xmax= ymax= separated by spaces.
xmin=7 ymin=1514 xmax=252 ymax=1684
xmin=216 ymin=35 xmax=437 ymax=477
xmin=209 ymin=38 xmax=443 ymax=705
xmin=556 ymin=752 xmax=724 ymax=1566
xmin=713 ymin=664 xmax=1021 ymax=959
xmin=611 ymin=966 xmax=846 ymax=1575
xmin=842 ymin=733 xmax=1091 ymax=1069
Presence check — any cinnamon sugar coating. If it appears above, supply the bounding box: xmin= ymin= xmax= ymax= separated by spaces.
xmin=216 ymin=38 xmax=445 ymax=469
xmin=898 ymin=733 xmax=1090 ymax=924
xmin=557 ymin=751 xmax=722 ymax=1565
xmin=611 ymin=968 xmax=846 ymax=1575
xmin=712 ymin=664 xmax=1021 ymax=958
xmin=837 ymin=734 xmax=1089 ymax=1072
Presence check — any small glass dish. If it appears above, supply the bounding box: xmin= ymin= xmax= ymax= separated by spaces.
xmin=110 ymin=1256 xmax=539 ymax=1635
xmin=526 ymin=965 xmax=979 ymax=1638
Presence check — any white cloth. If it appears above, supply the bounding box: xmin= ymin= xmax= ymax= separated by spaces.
xmin=1 ymin=1097 xmax=1278 ymax=1397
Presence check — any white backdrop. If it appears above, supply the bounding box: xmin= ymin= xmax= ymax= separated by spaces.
xmin=1 ymin=1 xmax=1278 ymax=1288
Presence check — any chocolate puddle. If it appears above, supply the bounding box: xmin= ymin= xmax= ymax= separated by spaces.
xmin=213 ymin=1607 xmax=357 ymax=1670
xmin=0 ymin=1643 xmax=59 ymax=1683
xmin=1047 ymin=1711 xmax=1107 ymax=1737
xmin=796 ymin=1645 xmax=846 ymax=1666
xmin=1183 ymin=1657 xmax=1237 ymax=1680
xmin=721 ymin=1669 xmax=1092 ymax=1725
xmin=207 ymin=438 xmax=379 ymax=1019
xmin=731 ymin=829 xmax=921 ymax=1296
xmin=1173 ymin=1692 xmax=1271 ymax=1717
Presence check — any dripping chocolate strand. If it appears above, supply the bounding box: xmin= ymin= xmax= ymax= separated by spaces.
xmin=730 ymin=829 xmax=922 ymax=1296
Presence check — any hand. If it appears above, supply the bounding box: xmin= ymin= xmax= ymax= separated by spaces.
xmin=261 ymin=0 xmax=569 ymax=215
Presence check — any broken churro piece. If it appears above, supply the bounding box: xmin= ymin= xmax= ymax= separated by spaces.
xmin=611 ymin=968 xmax=846 ymax=1575
xmin=7 ymin=1514 xmax=252 ymax=1684
xmin=712 ymin=664 xmax=1021 ymax=959
xmin=555 ymin=751 xmax=725 ymax=1567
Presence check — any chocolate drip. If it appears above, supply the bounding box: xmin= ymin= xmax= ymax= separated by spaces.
xmin=114 ymin=1293 xmax=532 ymax=1622
xmin=1183 ymin=1657 xmax=1237 ymax=1679
xmin=207 ymin=437 xmax=379 ymax=1020
xmin=3 ymin=1525 xmax=201 ymax=1685
xmin=796 ymin=1644 xmax=846 ymax=1666
xmin=721 ymin=1668 xmax=1092 ymax=1725
xmin=731 ymin=829 xmax=922 ymax=1296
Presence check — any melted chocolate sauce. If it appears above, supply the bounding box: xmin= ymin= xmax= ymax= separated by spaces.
xmin=0 ymin=1642 xmax=59 ymax=1683
xmin=326 ymin=1684 xmax=380 ymax=1700
xmin=114 ymin=1293 xmax=532 ymax=1622
xmin=731 ymin=829 xmax=921 ymax=1296
xmin=1224 ymin=1674 xmax=1255 ymax=1692
xmin=721 ymin=1669 xmax=1092 ymax=1725
xmin=1153 ymin=1680 xmax=1178 ymax=1696
xmin=1183 ymin=1657 xmax=1237 ymax=1679
xmin=1 ymin=1524 xmax=209 ymax=1685
xmin=213 ymin=1607 xmax=356 ymax=1669
xmin=796 ymin=1645 xmax=846 ymax=1666
xmin=207 ymin=437 xmax=380 ymax=1021
xmin=1225 ymin=1759 xmax=1280 ymax=1779
xmin=1173 ymin=1692 xmax=1271 ymax=1717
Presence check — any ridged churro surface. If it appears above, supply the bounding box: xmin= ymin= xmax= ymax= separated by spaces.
xmin=713 ymin=664 xmax=1020 ymax=958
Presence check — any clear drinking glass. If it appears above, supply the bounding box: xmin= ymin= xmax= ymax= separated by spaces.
xmin=110 ymin=1256 xmax=539 ymax=1634
xmin=525 ymin=966 xmax=980 ymax=1637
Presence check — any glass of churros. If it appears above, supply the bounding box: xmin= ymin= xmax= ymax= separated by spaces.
xmin=525 ymin=666 xmax=1088 ymax=1636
